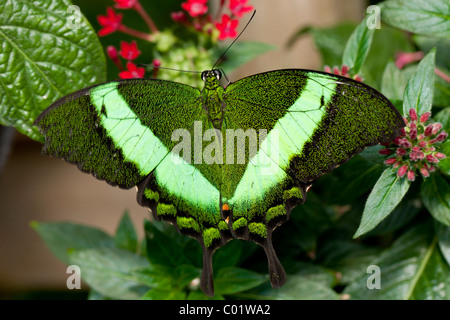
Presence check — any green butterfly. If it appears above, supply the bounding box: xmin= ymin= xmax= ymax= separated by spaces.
xmin=34 ymin=68 xmax=404 ymax=296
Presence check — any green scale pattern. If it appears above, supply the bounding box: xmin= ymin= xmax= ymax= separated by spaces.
xmin=35 ymin=69 xmax=404 ymax=296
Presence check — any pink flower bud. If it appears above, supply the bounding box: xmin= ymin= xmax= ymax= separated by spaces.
xmin=400 ymin=128 xmax=406 ymax=137
xmin=417 ymin=134 xmax=424 ymax=141
xmin=407 ymin=170 xmax=416 ymax=181
xmin=436 ymin=131 xmax=448 ymax=142
xmin=432 ymin=123 xmax=442 ymax=135
xmin=420 ymin=112 xmax=431 ymax=123
xmin=434 ymin=152 xmax=446 ymax=159
xmin=332 ymin=66 xmax=340 ymax=75
xmin=399 ymin=139 xmax=412 ymax=148
xmin=379 ymin=148 xmax=392 ymax=155
xmin=429 ymin=132 xmax=448 ymax=145
xmin=420 ymin=167 xmax=430 ymax=178
xmin=397 ymin=165 xmax=408 ymax=177
xmin=419 ymin=140 xmax=427 ymax=148
xmin=426 ymin=154 xmax=439 ymax=163
xmin=396 ymin=148 xmax=407 ymax=156
xmin=410 ymin=129 xmax=417 ymax=140
xmin=409 ymin=108 xmax=418 ymax=121
xmin=425 ymin=125 xmax=434 ymax=137
xmin=384 ymin=158 xmax=397 ymax=165
xmin=107 ymin=45 xmax=118 ymax=60
xmin=341 ymin=65 xmax=349 ymax=75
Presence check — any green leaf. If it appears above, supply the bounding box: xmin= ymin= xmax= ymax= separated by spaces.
xmin=131 ymin=264 xmax=200 ymax=290
xmin=434 ymin=107 xmax=450 ymax=132
xmin=114 ymin=211 xmax=138 ymax=252
xmin=214 ymin=267 xmax=267 ymax=295
xmin=141 ymin=288 xmax=186 ymax=300
xmin=421 ymin=174 xmax=450 ymax=226
xmin=438 ymin=140 xmax=450 ymax=176
xmin=354 ymin=169 xmax=411 ymax=238
xmin=403 ymin=48 xmax=436 ymax=115
xmin=238 ymin=275 xmax=340 ymax=300
xmin=31 ymin=221 xmax=115 ymax=264
xmin=310 ymin=23 xmax=356 ymax=67
xmin=144 ymin=219 xmax=193 ymax=267
xmin=342 ymin=16 xmax=374 ymax=74
xmin=345 ymin=222 xmax=450 ymax=299
xmin=365 ymin=198 xmax=421 ymax=236
xmin=218 ymin=41 xmax=276 ymax=75
xmin=187 ymin=290 xmax=224 ymax=300
xmin=68 ymin=247 xmax=150 ymax=300
xmin=380 ymin=0 xmax=450 ymax=38
xmin=381 ymin=62 xmax=416 ymax=101
xmin=435 ymin=220 xmax=450 ymax=266
xmin=325 ymin=154 xmax=385 ymax=205
xmin=0 ymin=0 xmax=106 ymax=142
xmin=318 ymin=240 xmax=381 ymax=285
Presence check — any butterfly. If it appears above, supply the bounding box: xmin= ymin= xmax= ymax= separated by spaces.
xmin=34 ymin=68 xmax=404 ymax=296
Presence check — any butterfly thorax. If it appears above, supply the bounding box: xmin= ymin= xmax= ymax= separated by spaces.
xmin=201 ymin=70 xmax=225 ymax=129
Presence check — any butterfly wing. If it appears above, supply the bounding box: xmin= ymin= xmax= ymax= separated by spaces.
xmin=35 ymin=79 xmax=198 ymax=185
xmin=222 ymin=69 xmax=404 ymax=286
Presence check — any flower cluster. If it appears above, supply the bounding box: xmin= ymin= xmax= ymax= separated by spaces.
xmin=172 ymin=0 xmax=254 ymax=40
xmin=106 ymin=41 xmax=146 ymax=79
xmin=324 ymin=65 xmax=363 ymax=82
xmin=379 ymin=108 xmax=448 ymax=181
xmin=97 ymin=0 xmax=253 ymax=80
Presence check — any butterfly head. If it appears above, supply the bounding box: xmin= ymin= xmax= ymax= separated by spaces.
xmin=201 ymin=69 xmax=222 ymax=89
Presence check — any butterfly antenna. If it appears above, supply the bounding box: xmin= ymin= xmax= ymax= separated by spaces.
xmin=211 ymin=10 xmax=256 ymax=70
xmin=136 ymin=64 xmax=202 ymax=74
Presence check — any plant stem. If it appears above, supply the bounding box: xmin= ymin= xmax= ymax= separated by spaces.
xmin=118 ymin=24 xmax=153 ymax=41
xmin=435 ymin=68 xmax=450 ymax=83
xmin=134 ymin=2 xmax=159 ymax=34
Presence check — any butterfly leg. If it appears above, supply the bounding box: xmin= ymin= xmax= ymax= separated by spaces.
xmin=200 ymin=247 xmax=215 ymax=297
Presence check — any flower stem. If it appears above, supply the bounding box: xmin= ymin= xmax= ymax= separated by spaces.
xmin=134 ymin=2 xmax=159 ymax=34
xmin=117 ymin=24 xmax=153 ymax=41
xmin=435 ymin=67 xmax=450 ymax=83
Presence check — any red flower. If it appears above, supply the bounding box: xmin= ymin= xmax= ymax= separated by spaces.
xmin=97 ymin=7 xmax=123 ymax=36
xmin=119 ymin=62 xmax=145 ymax=79
xmin=215 ymin=14 xmax=238 ymax=40
xmin=119 ymin=41 xmax=141 ymax=60
xmin=229 ymin=0 xmax=253 ymax=18
xmin=114 ymin=0 xmax=138 ymax=9
xmin=181 ymin=0 xmax=208 ymax=17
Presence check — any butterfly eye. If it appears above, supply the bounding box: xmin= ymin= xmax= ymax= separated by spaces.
xmin=201 ymin=71 xmax=208 ymax=82
xmin=213 ymin=69 xmax=222 ymax=80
